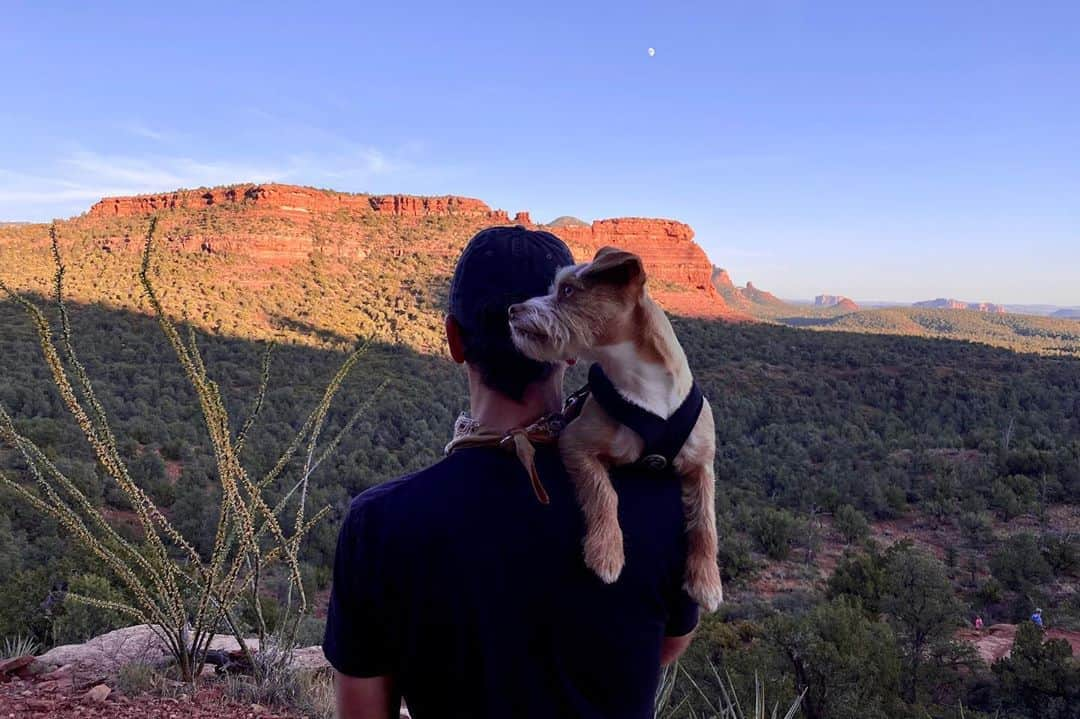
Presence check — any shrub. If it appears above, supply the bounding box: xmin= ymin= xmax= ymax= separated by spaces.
xmin=827 ymin=548 xmax=886 ymax=615
xmin=1 ymin=634 xmax=38 ymax=660
xmin=1040 ymin=533 xmax=1080 ymax=577
xmin=991 ymin=622 xmax=1080 ymax=718
xmin=990 ymin=475 xmax=1037 ymax=520
xmin=834 ymin=504 xmax=871 ymax=544
xmin=223 ymin=643 xmax=333 ymax=719
xmin=116 ymin=662 xmax=161 ymax=695
xmin=749 ymin=508 xmax=801 ymax=561
xmin=959 ymin=511 xmax=995 ymax=548
xmin=716 ymin=535 xmax=757 ymax=582
xmin=990 ymin=533 xmax=1054 ymax=591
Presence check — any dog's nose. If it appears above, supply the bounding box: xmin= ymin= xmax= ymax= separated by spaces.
xmin=508 ymin=303 xmax=521 ymax=319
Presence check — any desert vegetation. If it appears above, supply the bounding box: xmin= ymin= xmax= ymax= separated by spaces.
xmin=0 ymin=222 xmax=379 ymax=711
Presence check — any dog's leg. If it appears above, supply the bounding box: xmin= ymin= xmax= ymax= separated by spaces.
xmin=561 ymin=441 xmax=625 ymax=583
xmin=678 ymin=458 xmax=723 ymax=610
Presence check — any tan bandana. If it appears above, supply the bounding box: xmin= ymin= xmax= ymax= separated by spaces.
xmin=444 ymin=412 xmax=567 ymax=504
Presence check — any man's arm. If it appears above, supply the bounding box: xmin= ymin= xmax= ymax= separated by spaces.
xmin=335 ymin=672 xmax=398 ymax=719
xmin=660 ymin=629 xmax=695 ymax=666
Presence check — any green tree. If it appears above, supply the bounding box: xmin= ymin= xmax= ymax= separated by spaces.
xmin=826 ymin=547 xmax=886 ymax=615
xmin=960 ymin=511 xmax=995 ymax=548
xmin=764 ymin=598 xmax=902 ymax=719
xmin=991 ymin=622 xmax=1080 ymax=718
xmin=990 ymin=533 xmax=1054 ymax=592
xmin=834 ymin=504 xmax=871 ymax=544
xmin=882 ymin=543 xmax=962 ymax=704
xmin=749 ymin=507 xmax=801 ymax=561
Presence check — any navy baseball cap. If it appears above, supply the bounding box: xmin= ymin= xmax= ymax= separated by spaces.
xmin=449 ymin=226 xmax=574 ymax=333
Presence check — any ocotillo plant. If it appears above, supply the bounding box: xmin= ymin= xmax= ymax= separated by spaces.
xmin=0 ymin=219 xmax=378 ymax=682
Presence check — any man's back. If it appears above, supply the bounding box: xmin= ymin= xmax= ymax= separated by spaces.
xmin=324 ymin=444 xmax=697 ymax=719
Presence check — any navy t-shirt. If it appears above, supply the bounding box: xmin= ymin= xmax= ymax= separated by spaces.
xmin=323 ymin=444 xmax=698 ymax=719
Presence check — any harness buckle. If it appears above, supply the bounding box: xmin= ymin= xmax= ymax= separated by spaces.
xmin=640 ymin=454 xmax=668 ymax=471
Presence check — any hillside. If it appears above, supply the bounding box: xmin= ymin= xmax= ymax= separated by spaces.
xmin=777 ymin=306 xmax=1080 ymax=356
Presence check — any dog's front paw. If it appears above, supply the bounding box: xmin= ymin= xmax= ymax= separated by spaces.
xmin=685 ymin=557 xmax=724 ymax=612
xmin=584 ymin=528 xmax=625 ymax=584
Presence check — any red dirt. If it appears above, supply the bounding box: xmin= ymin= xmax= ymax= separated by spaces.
xmin=0 ymin=679 xmax=297 ymax=719
xmin=956 ymin=623 xmax=1080 ymax=665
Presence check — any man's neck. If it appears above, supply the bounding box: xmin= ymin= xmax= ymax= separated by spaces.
xmin=467 ymin=367 xmax=564 ymax=433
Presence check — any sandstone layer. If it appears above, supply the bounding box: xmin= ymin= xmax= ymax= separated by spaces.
xmin=72 ymin=183 xmax=737 ymax=318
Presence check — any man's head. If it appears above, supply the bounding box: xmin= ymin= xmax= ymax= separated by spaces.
xmin=508 ymin=246 xmax=647 ymax=362
xmin=447 ymin=226 xmax=574 ymax=402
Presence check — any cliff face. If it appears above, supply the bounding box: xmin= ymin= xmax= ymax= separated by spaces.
xmin=711 ymin=267 xmax=752 ymax=308
xmin=72 ymin=184 xmax=736 ymax=318
xmin=550 ymin=218 xmax=728 ymax=317
xmin=88 ymin=184 xmax=508 ymax=221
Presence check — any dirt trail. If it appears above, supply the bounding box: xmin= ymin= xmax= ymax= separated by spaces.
xmin=956 ymin=623 xmax=1080 ymax=664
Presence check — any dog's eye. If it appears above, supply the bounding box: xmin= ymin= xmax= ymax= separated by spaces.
xmin=561 ymin=285 xmax=574 ymax=298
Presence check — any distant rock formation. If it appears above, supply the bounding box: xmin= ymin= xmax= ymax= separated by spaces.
xmin=815 ymin=294 xmax=860 ymax=311
xmin=546 ymin=216 xmax=589 ymax=228
xmin=88 ymin=184 xmax=508 ymax=221
xmin=710 ymin=267 xmax=788 ymax=310
xmin=1051 ymin=308 xmax=1080 ymax=319
xmin=71 ymin=184 xmax=738 ymax=319
xmin=913 ymin=298 xmax=1006 ymax=313
xmin=711 ymin=267 xmax=752 ymax=308
xmin=742 ymin=281 xmax=787 ymax=307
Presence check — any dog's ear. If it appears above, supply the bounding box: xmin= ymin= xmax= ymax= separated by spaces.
xmin=581 ymin=246 xmax=646 ymax=288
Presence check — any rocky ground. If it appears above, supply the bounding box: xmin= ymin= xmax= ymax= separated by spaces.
xmin=0 ymin=678 xmax=297 ymax=719
xmin=0 ymin=626 xmax=329 ymax=719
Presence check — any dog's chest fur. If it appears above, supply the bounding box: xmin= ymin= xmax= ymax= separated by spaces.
xmin=591 ymin=340 xmax=691 ymax=419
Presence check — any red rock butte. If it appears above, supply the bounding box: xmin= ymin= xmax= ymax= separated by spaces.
xmin=87 ymin=184 xmax=505 ymax=221
xmin=76 ymin=183 xmax=739 ymax=319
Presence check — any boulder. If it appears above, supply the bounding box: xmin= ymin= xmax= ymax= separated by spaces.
xmin=37 ymin=624 xmax=329 ymax=676
xmin=0 ymin=655 xmax=35 ymax=680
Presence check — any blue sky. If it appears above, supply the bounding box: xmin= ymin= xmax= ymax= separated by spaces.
xmin=2 ymin=1 xmax=1078 ymax=304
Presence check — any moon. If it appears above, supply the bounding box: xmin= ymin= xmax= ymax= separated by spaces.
xmin=648 ymin=47 xmax=656 ymax=57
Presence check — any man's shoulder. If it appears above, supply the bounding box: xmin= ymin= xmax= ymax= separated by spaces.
xmin=345 ymin=450 xmax=486 ymax=524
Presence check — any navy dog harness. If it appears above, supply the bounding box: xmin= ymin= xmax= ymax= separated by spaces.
xmin=585 ymin=363 xmax=705 ymax=471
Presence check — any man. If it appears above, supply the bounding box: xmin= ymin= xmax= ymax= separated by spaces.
xmin=324 ymin=226 xmax=699 ymax=719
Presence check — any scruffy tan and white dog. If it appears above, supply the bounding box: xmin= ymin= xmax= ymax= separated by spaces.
xmin=508 ymin=246 xmax=723 ymax=611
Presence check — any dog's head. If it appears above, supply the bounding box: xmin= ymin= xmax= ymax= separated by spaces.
xmin=508 ymin=246 xmax=646 ymax=362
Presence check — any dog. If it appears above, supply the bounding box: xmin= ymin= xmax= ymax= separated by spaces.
xmin=508 ymin=246 xmax=723 ymax=611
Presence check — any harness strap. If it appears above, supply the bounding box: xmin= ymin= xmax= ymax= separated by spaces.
xmin=587 ymin=363 xmax=704 ymax=470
